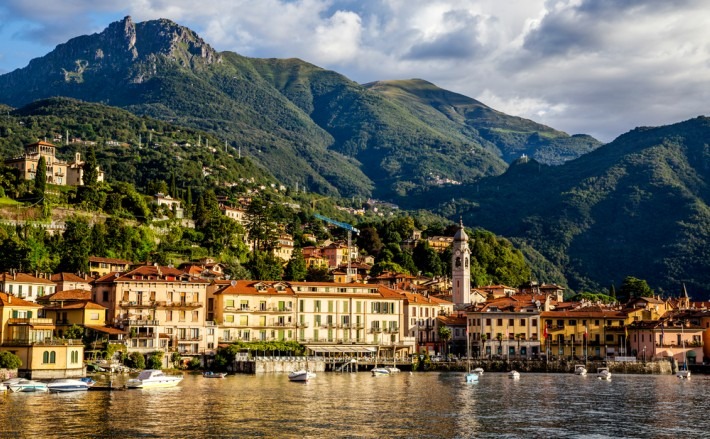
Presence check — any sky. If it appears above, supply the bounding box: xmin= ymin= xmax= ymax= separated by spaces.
xmin=0 ymin=0 xmax=708 ymax=142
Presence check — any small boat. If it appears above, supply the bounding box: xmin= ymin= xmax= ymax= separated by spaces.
xmin=597 ymin=367 xmax=612 ymax=380
xmin=677 ymin=369 xmax=691 ymax=379
xmin=371 ymin=367 xmax=391 ymax=377
xmin=574 ymin=364 xmax=588 ymax=376
xmin=7 ymin=379 xmax=49 ymax=393
xmin=288 ymin=370 xmax=316 ymax=382
xmin=473 ymin=368 xmax=484 ymax=375
xmin=203 ymin=371 xmax=227 ymax=378
xmin=464 ymin=328 xmax=479 ymax=383
xmin=386 ymin=366 xmax=401 ymax=374
xmin=508 ymin=370 xmax=520 ymax=379
xmin=126 ymin=370 xmax=183 ymax=389
xmin=47 ymin=378 xmax=94 ymax=392
xmin=677 ymin=324 xmax=691 ymax=379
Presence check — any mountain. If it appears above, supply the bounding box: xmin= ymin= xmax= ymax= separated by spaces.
xmin=364 ymin=79 xmax=601 ymax=165
xmin=402 ymin=116 xmax=710 ymax=298
xmin=0 ymin=16 xmax=599 ymax=200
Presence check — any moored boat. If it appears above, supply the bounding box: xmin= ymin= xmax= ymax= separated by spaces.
xmin=126 ymin=370 xmax=183 ymax=389
xmin=203 ymin=371 xmax=227 ymax=378
xmin=371 ymin=367 xmax=391 ymax=377
xmin=508 ymin=370 xmax=520 ymax=379
xmin=288 ymin=370 xmax=316 ymax=382
xmin=473 ymin=368 xmax=484 ymax=375
xmin=574 ymin=364 xmax=588 ymax=376
xmin=597 ymin=367 xmax=612 ymax=380
xmin=47 ymin=378 xmax=94 ymax=392
xmin=677 ymin=369 xmax=691 ymax=379
xmin=7 ymin=379 xmax=49 ymax=393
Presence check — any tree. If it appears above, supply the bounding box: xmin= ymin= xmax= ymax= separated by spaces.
xmin=128 ymin=352 xmax=146 ymax=369
xmin=63 ymin=324 xmax=84 ymax=340
xmin=90 ymin=223 xmax=108 ymax=257
xmin=82 ymin=144 xmax=99 ymax=187
xmin=306 ymin=266 xmax=331 ymax=282
xmin=147 ymin=351 xmax=164 ymax=369
xmin=247 ymin=251 xmax=283 ymax=280
xmin=438 ymin=326 xmax=452 ymax=358
xmin=284 ymin=248 xmax=307 ymax=281
xmin=245 ymin=195 xmax=278 ymax=252
xmin=0 ymin=351 xmax=22 ymax=369
xmin=619 ymin=276 xmax=654 ymax=300
xmin=357 ymin=226 xmax=383 ymax=256
xmin=60 ymin=216 xmax=91 ymax=273
xmin=34 ymin=156 xmax=46 ymax=198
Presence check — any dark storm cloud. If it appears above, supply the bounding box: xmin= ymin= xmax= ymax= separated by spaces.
xmin=404 ymin=11 xmax=492 ymax=60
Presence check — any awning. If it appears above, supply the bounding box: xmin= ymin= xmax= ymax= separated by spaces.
xmin=307 ymin=346 xmax=377 ymax=354
xmin=85 ymin=326 xmax=126 ymax=335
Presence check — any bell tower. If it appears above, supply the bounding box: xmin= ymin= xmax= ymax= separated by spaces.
xmin=451 ymin=219 xmax=471 ymax=307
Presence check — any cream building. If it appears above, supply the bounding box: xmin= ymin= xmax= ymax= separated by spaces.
xmin=4 ymin=140 xmax=103 ymax=186
xmin=92 ymin=265 xmax=216 ymax=358
xmin=0 ymin=272 xmax=56 ymax=302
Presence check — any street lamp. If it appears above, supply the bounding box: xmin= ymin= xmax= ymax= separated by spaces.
xmin=643 ymin=345 xmax=646 ymax=363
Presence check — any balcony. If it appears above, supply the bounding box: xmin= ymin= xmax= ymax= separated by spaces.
xmin=296 ymin=322 xmax=310 ymax=328
xmin=8 ymin=318 xmax=54 ymax=326
xmin=120 ymin=300 xmax=155 ymax=308
xmin=178 ymin=336 xmax=203 ymax=341
xmin=157 ymin=301 xmax=202 ymax=309
xmin=122 ymin=319 xmax=159 ymax=326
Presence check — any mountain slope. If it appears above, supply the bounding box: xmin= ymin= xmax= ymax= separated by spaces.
xmin=365 ymin=79 xmax=602 ymax=165
xmin=0 ymin=16 xmax=598 ymax=201
xmin=405 ymin=117 xmax=710 ymax=297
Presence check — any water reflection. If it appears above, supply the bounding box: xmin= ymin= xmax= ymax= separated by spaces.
xmin=1 ymin=372 xmax=708 ymax=438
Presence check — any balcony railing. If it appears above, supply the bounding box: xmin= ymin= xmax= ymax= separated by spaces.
xmin=296 ymin=322 xmax=310 ymax=328
xmin=122 ymin=319 xmax=159 ymax=326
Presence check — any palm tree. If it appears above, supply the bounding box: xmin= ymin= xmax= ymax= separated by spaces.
xmin=480 ymin=333 xmax=489 ymax=358
xmin=515 ymin=333 xmax=523 ymax=359
xmin=438 ymin=326 xmax=452 ymax=359
xmin=496 ymin=333 xmax=503 ymax=357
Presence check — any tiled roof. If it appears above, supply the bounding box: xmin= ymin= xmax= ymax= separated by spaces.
xmin=93 ymin=265 xmax=209 ymax=284
xmin=43 ymin=289 xmax=92 ymax=301
xmin=0 ymin=292 xmax=42 ymax=308
xmin=0 ymin=272 xmax=55 ymax=284
xmin=43 ymin=301 xmax=106 ymax=310
xmin=50 ymin=272 xmax=91 ymax=283
xmin=89 ymin=256 xmax=133 ymax=265
xmin=438 ymin=315 xmax=466 ymax=325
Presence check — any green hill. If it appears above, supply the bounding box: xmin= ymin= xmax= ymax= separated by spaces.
xmin=403 ymin=117 xmax=710 ymax=297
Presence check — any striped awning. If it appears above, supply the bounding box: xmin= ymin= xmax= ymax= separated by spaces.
xmin=307 ymin=346 xmax=378 ymax=354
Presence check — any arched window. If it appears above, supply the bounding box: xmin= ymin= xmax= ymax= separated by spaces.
xmin=43 ymin=351 xmax=49 ymax=363
xmin=49 ymin=351 xmax=56 ymax=364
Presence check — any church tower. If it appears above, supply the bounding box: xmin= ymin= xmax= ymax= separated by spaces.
xmin=451 ymin=219 xmax=471 ymax=307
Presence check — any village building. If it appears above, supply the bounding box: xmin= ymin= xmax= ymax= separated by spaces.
xmin=0 ymin=292 xmax=84 ymax=378
xmin=0 ymin=272 xmax=56 ymax=302
xmin=92 ymin=264 xmax=215 ymax=360
xmin=4 ymin=140 xmax=103 ymax=186
xmin=51 ymin=272 xmax=92 ymax=292
xmin=88 ymin=256 xmax=133 ymax=278
xmin=153 ymin=193 xmax=184 ymax=219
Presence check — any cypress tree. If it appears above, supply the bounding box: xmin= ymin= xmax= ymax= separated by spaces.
xmin=82 ymin=144 xmax=98 ymax=187
xmin=34 ymin=156 xmax=47 ymax=197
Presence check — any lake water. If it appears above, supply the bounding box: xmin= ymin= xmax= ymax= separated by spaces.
xmin=1 ymin=372 xmax=707 ymax=438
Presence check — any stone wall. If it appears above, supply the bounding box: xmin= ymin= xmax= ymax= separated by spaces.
xmin=419 ymin=359 xmax=674 ymax=374
xmin=231 ymin=358 xmax=326 ymax=374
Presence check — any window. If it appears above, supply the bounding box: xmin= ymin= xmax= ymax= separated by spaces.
xmin=509 ymin=319 xmax=514 ymax=327
xmin=166 ymin=311 xmax=173 ymax=321
xmin=606 ymin=335 xmax=614 ymax=342
xmin=226 ymin=299 xmax=235 ymax=308
xmin=239 ymin=316 xmax=247 ymax=325
xmin=486 ymin=318 xmax=491 ymax=326
xmin=71 ymin=350 xmax=79 ymax=363
xmin=90 ymin=312 xmax=99 ymax=321
xmin=532 ymin=320 xmax=538 ymax=327
xmin=103 ymin=291 xmax=109 ymax=301
xmin=520 ymin=319 xmax=526 ymax=326
xmin=569 ymin=320 xmax=576 ymax=326
xmin=315 ymin=300 xmax=321 ymax=312
xmin=43 ymin=351 xmax=56 ymax=364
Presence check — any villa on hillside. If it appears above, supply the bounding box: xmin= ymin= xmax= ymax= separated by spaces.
xmin=4 ymin=140 xmax=104 ymax=186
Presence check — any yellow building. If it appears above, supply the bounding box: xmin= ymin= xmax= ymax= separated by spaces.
xmin=0 ymin=292 xmax=84 ymax=379
xmin=88 ymin=256 xmax=133 ymax=278
xmin=541 ymin=307 xmax=628 ymax=360
xmin=4 ymin=140 xmax=103 ymax=186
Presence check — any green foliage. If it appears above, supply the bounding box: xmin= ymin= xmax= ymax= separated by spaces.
xmin=187 ymin=357 xmax=201 ymax=370
xmin=60 ymin=216 xmax=91 ymax=273
xmin=247 ymin=251 xmax=284 ymax=281
xmin=128 ymin=352 xmax=146 ymax=369
xmin=147 ymin=351 xmax=164 ymax=369
xmin=569 ymin=292 xmax=617 ymax=304
xmin=82 ymin=144 xmax=99 ymax=187
xmin=63 ymin=324 xmax=84 ymax=340
xmin=284 ymin=248 xmax=307 ymax=281
xmin=618 ymin=276 xmax=654 ymax=300
xmin=0 ymin=351 xmax=22 ymax=369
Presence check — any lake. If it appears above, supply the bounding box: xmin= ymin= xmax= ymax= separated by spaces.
xmin=1 ymin=372 xmax=707 ymax=438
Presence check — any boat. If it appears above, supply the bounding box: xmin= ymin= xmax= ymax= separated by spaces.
xmin=47 ymin=378 xmax=94 ymax=393
xmin=596 ymin=367 xmax=612 ymax=380
xmin=574 ymin=364 xmax=588 ymax=376
xmin=473 ymin=368 xmax=484 ymax=375
xmin=288 ymin=370 xmax=316 ymax=382
xmin=202 ymin=371 xmax=227 ymax=378
xmin=371 ymin=367 xmax=391 ymax=377
xmin=7 ymin=379 xmax=49 ymax=393
xmin=676 ymin=323 xmax=691 ymax=379
xmin=508 ymin=370 xmax=520 ymax=379
xmin=464 ymin=327 xmax=479 ymax=383
xmin=126 ymin=370 xmax=183 ymax=388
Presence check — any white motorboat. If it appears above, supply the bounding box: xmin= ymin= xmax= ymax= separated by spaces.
xmin=508 ymin=370 xmax=520 ymax=379
xmin=7 ymin=379 xmax=49 ymax=393
xmin=47 ymin=378 xmax=94 ymax=392
xmin=386 ymin=366 xmax=401 ymax=374
xmin=202 ymin=371 xmax=227 ymax=378
xmin=288 ymin=370 xmax=316 ymax=382
xmin=677 ymin=324 xmax=691 ymax=379
xmin=574 ymin=364 xmax=588 ymax=376
xmin=126 ymin=370 xmax=183 ymax=389
xmin=473 ymin=368 xmax=484 ymax=375
xmin=371 ymin=367 xmax=391 ymax=377
xmin=677 ymin=369 xmax=691 ymax=379
xmin=597 ymin=367 xmax=612 ymax=380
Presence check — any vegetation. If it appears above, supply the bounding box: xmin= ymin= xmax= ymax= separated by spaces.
xmin=0 ymin=351 xmax=22 ymax=369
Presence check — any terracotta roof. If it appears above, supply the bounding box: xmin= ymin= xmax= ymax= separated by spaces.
xmin=43 ymin=301 xmax=106 ymax=310
xmin=93 ymin=265 xmax=209 ymax=284
xmin=215 ymin=281 xmax=295 ymax=296
xmin=438 ymin=315 xmax=466 ymax=325
xmin=540 ymin=309 xmax=627 ymax=319
xmin=50 ymin=273 xmax=91 ymax=283
xmin=89 ymin=256 xmax=133 ymax=265
xmin=85 ymin=326 xmax=126 ymax=335
xmin=0 ymin=292 xmax=42 ymax=308
xmin=0 ymin=272 xmax=55 ymax=284
xmin=43 ymin=289 xmax=92 ymax=302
